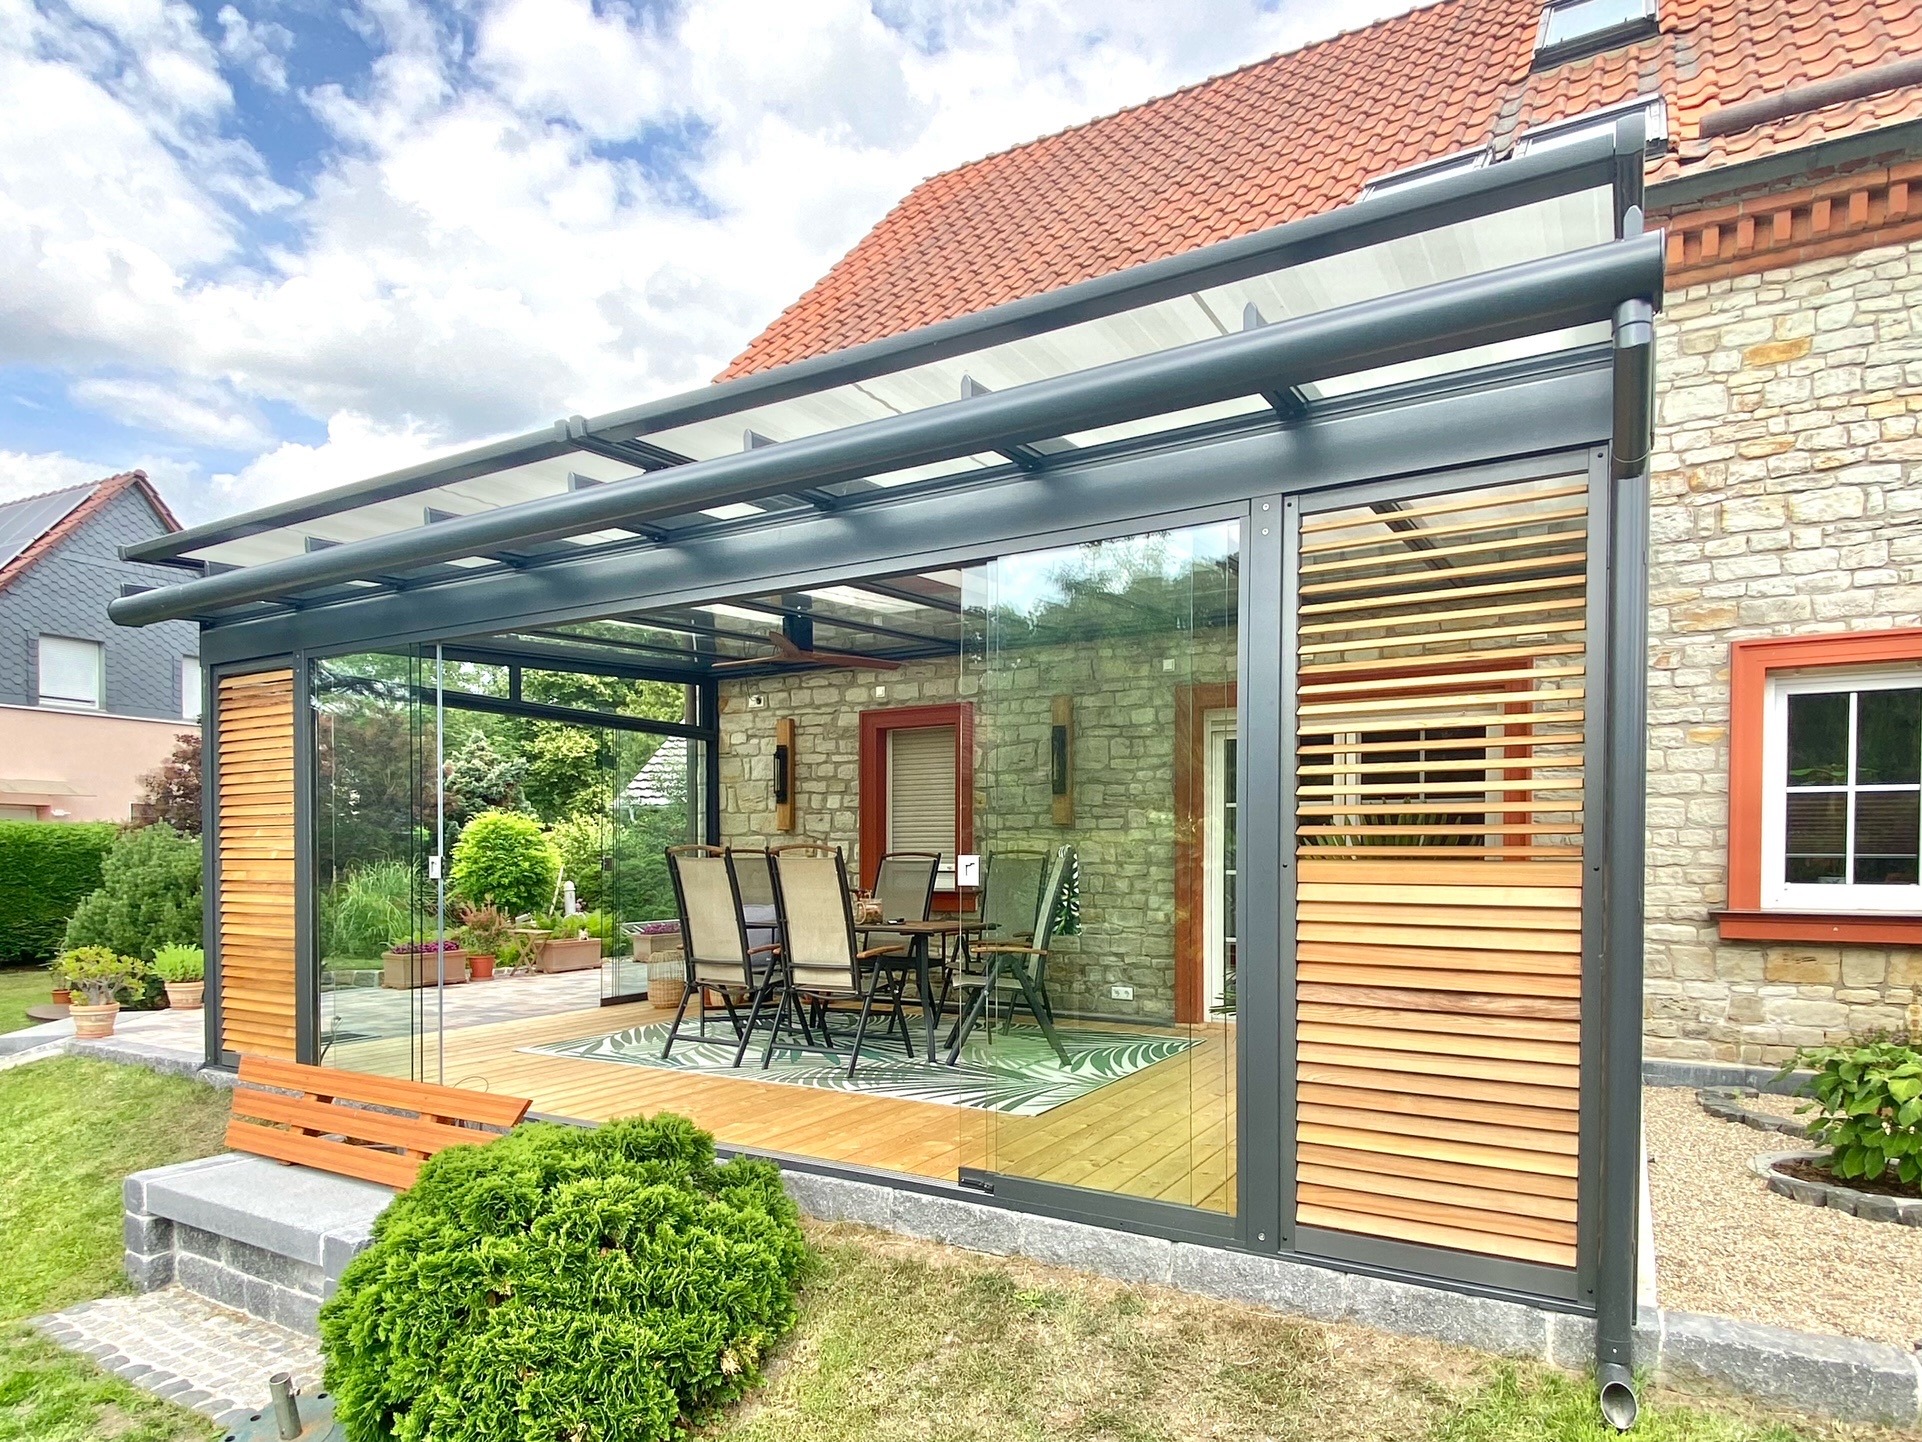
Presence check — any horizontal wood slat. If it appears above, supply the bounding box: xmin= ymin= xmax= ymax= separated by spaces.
xmin=1292 ymin=476 xmax=1587 ymax=1273
xmin=217 ymin=670 xmax=297 ymax=1062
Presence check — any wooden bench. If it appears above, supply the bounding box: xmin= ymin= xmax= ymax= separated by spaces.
xmin=226 ymin=1055 xmax=532 ymax=1189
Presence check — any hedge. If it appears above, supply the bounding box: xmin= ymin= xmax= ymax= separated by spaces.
xmin=0 ymin=822 xmax=118 ymax=962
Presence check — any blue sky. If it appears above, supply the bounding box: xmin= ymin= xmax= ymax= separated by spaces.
xmin=0 ymin=0 xmax=1411 ymax=525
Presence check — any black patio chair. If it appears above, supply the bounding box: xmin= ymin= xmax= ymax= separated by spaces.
xmin=945 ymin=845 xmax=1073 ymax=1066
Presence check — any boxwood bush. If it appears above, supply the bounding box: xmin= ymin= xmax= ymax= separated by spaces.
xmin=318 ymin=1113 xmax=810 ymax=1442
xmin=0 ymin=821 xmax=117 ymax=961
xmin=449 ymin=809 xmax=559 ymax=918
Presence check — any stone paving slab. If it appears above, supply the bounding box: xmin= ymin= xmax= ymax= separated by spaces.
xmin=32 ymin=1286 xmax=324 ymax=1430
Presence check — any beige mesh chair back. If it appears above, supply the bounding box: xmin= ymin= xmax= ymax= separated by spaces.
xmin=662 ymin=844 xmax=771 ymax=1059
xmin=864 ymin=851 xmax=940 ymax=959
xmin=979 ymin=851 xmax=1047 ymax=944
xmin=770 ymin=846 xmax=861 ymax=993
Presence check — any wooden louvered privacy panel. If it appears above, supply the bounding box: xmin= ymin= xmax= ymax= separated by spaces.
xmin=1292 ymin=477 xmax=1588 ymax=1271
xmin=216 ymin=670 xmax=298 ymax=1060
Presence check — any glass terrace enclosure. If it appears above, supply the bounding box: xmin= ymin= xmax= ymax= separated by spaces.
xmin=111 ymin=123 xmax=1659 ymax=1352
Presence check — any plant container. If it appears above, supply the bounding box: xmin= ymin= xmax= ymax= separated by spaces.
xmin=70 ymin=1002 xmax=119 ymax=1039
xmin=647 ymin=958 xmax=685 ymax=1008
xmin=50 ymin=987 xmax=71 ymax=1006
xmin=468 ymin=953 xmax=496 ymax=981
xmin=163 ymin=981 xmax=205 ymax=1010
xmin=535 ymin=937 xmax=603 ymax=974
xmin=380 ymin=948 xmax=470 ymax=989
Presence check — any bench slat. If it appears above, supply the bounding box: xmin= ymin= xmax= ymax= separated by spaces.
xmin=225 ymin=1117 xmax=422 ymax=1189
xmin=237 ymin=1055 xmax=531 ymax=1128
xmin=231 ymin=1089 xmax=495 ymax=1157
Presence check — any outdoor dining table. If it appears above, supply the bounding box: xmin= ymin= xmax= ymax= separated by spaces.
xmin=856 ymin=918 xmax=984 ymax=1062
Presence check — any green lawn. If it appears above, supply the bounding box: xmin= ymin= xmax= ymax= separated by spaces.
xmin=709 ymin=1227 xmax=1888 ymax=1442
xmin=0 ymin=1056 xmax=1899 ymax=1442
xmin=0 ymin=965 xmax=54 ymax=1037
xmin=0 ymin=1057 xmax=229 ymax=1442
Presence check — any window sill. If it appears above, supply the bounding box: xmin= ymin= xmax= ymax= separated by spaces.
xmin=1711 ymin=910 xmax=1922 ymax=945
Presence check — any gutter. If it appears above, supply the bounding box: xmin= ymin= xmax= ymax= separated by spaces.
xmin=111 ymin=233 xmax=1665 ymax=628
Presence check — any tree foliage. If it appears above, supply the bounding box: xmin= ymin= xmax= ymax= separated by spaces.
xmin=318 ymin=1114 xmax=810 ymax=1442
xmin=132 ymin=732 xmax=202 ymax=835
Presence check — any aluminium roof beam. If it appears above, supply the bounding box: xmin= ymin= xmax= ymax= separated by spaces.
xmin=110 ymin=230 xmax=1665 ymax=629
xmin=119 ymin=118 xmax=1649 ymax=572
xmin=960 ymin=376 xmax=1076 ymax=469
xmin=1241 ymin=305 xmax=1311 ymax=422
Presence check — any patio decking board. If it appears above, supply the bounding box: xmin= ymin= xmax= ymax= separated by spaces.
xmin=323 ymin=1002 xmax=1235 ymax=1214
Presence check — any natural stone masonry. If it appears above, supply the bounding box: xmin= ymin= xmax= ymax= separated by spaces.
xmin=31 ymin=1286 xmax=322 ymax=1431
xmin=1645 ymin=238 xmax=1922 ymax=1064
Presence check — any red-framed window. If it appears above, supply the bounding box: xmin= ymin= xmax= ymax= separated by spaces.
xmin=1719 ymin=629 xmax=1922 ymax=944
xmin=857 ymin=703 xmax=974 ymax=902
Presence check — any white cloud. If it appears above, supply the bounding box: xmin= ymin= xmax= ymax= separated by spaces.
xmin=0 ymin=446 xmax=199 ymax=506
xmin=1 ymin=0 xmax=1419 ymax=517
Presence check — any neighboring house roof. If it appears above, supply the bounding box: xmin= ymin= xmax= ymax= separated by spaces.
xmin=724 ymin=0 xmax=1922 ymax=379
xmin=621 ymin=735 xmax=689 ymax=807
xmin=0 ymin=471 xmax=181 ymax=594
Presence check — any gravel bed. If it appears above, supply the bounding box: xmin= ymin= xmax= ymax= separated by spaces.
xmin=1646 ymin=1085 xmax=1922 ymax=1349
xmin=1741 ymin=1090 xmax=1810 ymax=1120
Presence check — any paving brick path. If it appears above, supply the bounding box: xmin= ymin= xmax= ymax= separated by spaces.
xmin=33 ymin=1286 xmax=323 ymax=1430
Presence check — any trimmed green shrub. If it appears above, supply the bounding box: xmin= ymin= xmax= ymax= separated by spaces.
xmin=319 ymin=1114 xmax=810 ymax=1442
xmin=61 ymin=823 xmax=202 ymax=962
xmin=450 ymin=810 xmax=559 ymax=918
xmin=0 ymin=821 xmax=117 ymax=962
xmin=1788 ymin=1038 xmax=1922 ymax=1187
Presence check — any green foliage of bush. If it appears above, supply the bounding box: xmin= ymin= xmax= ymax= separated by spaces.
xmin=150 ymin=943 xmax=204 ymax=983
xmin=1787 ymin=1038 xmax=1922 ymax=1186
xmin=0 ymin=822 xmax=118 ymax=962
xmin=450 ymin=810 xmax=559 ymax=918
xmin=319 ymin=1114 xmax=810 ymax=1442
xmin=551 ymin=809 xmax=683 ymax=924
xmin=60 ymin=824 xmax=201 ymax=963
xmin=323 ymin=861 xmax=417 ymax=960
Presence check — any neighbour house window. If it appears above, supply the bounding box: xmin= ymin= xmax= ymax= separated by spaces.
xmin=1763 ymin=672 xmax=1920 ymax=911
xmin=1534 ymin=0 xmax=1658 ymax=67
xmin=183 ymin=657 xmax=203 ymax=721
xmin=38 ymin=636 xmax=103 ymax=710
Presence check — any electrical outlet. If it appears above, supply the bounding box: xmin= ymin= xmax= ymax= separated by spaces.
xmin=746 ymin=694 xmax=767 ymax=710
xmin=1110 ymin=985 xmax=1133 ymax=1001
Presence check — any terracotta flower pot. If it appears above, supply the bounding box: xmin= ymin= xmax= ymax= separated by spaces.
xmin=50 ymin=987 xmax=71 ymax=1006
xmin=164 ymin=981 xmax=205 ymax=1010
xmin=70 ymin=1001 xmax=119 ymax=1039
xmin=468 ymin=954 xmax=496 ymax=981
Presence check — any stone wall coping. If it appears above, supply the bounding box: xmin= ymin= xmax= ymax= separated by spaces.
xmin=131 ymin=1153 xmax=392 ymax=1271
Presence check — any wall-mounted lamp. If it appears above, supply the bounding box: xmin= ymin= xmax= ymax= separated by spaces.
xmin=1050 ymin=694 xmax=1073 ymax=826
xmin=774 ymin=717 xmax=795 ymax=832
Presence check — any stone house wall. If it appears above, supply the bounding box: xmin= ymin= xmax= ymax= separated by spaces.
xmin=1645 ymin=237 xmax=1922 ymax=1065
xmin=716 ymin=628 xmax=1235 ymax=1024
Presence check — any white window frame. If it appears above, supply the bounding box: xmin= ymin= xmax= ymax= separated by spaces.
xmin=37 ymin=635 xmax=103 ymax=710
xmin=182 ymin=657 xmax=203 ymax=722
xmin=1761 ymin=666 xmax=1922 ymax=914
xmin=1359 ymin=147 xmax=1490 ymax=201
xmin=1534 ymin=0 xmax=1659 ymax=66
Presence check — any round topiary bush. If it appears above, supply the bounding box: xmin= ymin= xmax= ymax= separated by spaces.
xmin=449 ymin=809 xmax=560 ymax=919
xmin=318 ymin=1114 xmax=810 ymax=1442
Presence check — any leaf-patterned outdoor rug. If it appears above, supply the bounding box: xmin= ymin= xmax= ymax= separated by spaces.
xmin=523 ymin=1022 xmax=1197 ymax=1116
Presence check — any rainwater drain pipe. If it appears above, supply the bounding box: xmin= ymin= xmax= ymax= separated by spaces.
xmin=1594 ymin=214 xmax=1656 ymax=1429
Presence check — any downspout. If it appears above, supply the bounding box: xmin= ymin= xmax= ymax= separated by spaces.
xmin=1596 ymin=285 xmax=1654 ymax=1429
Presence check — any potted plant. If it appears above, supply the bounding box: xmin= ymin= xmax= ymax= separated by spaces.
xmin=47 ymin=956 xmax=71 ymax=1007
xmin=455 ymin=903 xmax=511 ymax=982
xmin=56 ymin=947 xmax=146 ymax=1039
xmin=152 ymin=943 xmax=206 ymax=1009
xmin=380 ymin=938 xmax=470 ymax=990
xmin=534 ymin=911 xmax=604 ymax=973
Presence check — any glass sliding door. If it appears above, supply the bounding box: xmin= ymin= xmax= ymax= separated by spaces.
xmin=964 ymin=518 xmax=1241 ymax=1214
xmin=312 ymin=648 xmax=437 ymax=1078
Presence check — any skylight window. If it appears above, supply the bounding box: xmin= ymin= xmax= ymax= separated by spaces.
xmin=701 ymin=502 xmax=765 ymax=520
xmin=1535 ymin=0 xmax=1658 ymax=68
xmin=1359 ymin=148 xmax=1490 ymax=200
xmin=1515 ymin=95 xmax=1669 ymax=159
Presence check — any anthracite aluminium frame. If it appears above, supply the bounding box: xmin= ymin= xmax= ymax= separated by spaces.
xmin=171 ymin=121 xmax=1656 ymax=1341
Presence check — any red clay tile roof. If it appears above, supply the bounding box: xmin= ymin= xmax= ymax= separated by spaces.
xmin=0 ymin=471 xmax=180 ymax=594
xmin=723 ymin=0 xmax=1922 ymax=379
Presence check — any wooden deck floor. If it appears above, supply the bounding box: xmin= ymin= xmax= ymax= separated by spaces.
xmin=326 ymin=1001 xmax=1236 ymax=1213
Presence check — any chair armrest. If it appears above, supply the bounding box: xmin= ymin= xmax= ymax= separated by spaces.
xmin=747 ymin=942 xmax=783 ymax=957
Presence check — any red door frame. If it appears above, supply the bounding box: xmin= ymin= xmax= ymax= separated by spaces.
xmin=858 ymin=702 xmax=975 ymax=902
